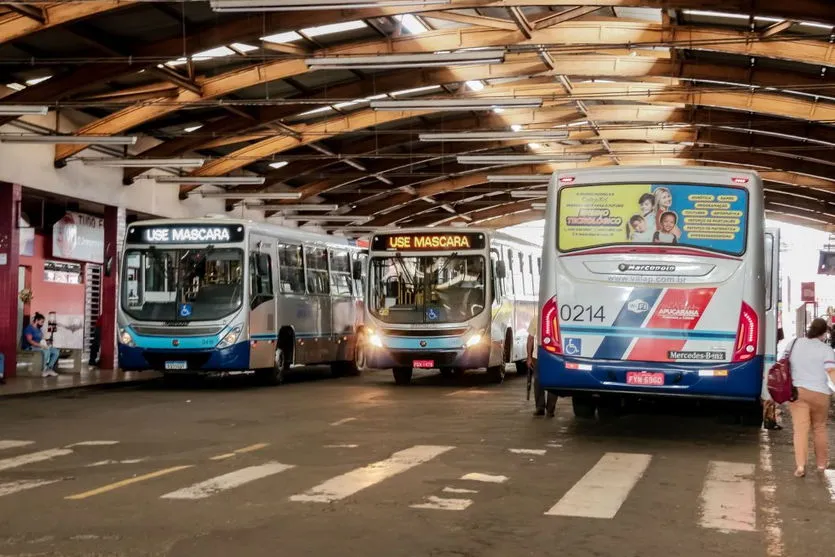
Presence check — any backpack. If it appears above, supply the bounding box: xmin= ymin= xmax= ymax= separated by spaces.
xmin=767 ymin=339 xmax=798 ymax=404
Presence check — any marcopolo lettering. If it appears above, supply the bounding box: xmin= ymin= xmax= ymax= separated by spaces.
xmin=618 ymin=264 xmax=677 ymax=273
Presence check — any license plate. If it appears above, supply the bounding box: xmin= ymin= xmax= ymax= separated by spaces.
xmin=165 ymin=361 xmax=188 ymax=370
xmin=413 ymin=360 xmax=434 ymax=369
xmin=626 ymin=372 xmax=665 ymax=386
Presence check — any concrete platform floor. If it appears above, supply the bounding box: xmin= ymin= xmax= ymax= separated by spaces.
xmin=0 ymin=366 xmax=830 ymax=557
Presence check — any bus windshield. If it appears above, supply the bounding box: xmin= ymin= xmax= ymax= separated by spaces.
xmin=122 ymin=248 xmax=244 ymax=321
xmin=369 ymin=255 xmax=486 ymax=324
xmin=557 ymin=183 xmax=749 ymax=256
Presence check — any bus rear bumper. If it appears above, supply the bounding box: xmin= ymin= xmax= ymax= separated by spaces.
xmin=537 ymin=350 xmax=763 ymax=402
xmin=118 ymin=342 xmax=250 ymax=373
xmin=366 ymin=346 xmax=490 ymax=370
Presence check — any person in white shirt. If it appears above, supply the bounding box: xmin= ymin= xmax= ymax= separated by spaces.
xmin=785 ymin=318 xmax=835 ymax=477
xmin=527 ymin=316 xmax=556 ymax=417
xmin=628 ymin=215 xmax=654 ymax=243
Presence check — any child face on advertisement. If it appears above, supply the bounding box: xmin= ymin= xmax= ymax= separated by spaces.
xmin=640 ymin=198 xmax=654 ymax=215
xmin=655 ymin=188 xmax=672 ymax=210
xmin=660 ymin=213 xmax=676 ymax=233
xmin=631 ymin=217 xmax=646 ymax=233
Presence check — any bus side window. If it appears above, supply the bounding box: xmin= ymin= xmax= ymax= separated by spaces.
xmin=278 ymin=244 xmax=305 ymax=294
xmin=490 ymin=251 xmax=503 ymax=302
xmin=353 ymin=252 xmax=368 ymax=299
xmin=250 ymin=252 xmax=274 ymax=308
xmin=329 ymin=249 xmax=353 ymax=297
xmin=506 ymin=248 xmax=516 ymax=296
xmin=529 ymin=254 xmax=538 ymax=295
xmin=305 ymin=246 xmax=330 ymax=295
xmin=518 ymin=252 xmax=530 ymax=296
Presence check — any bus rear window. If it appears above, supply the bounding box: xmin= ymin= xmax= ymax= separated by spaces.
xmin=557 ymin=183 xmax=749 ymax=256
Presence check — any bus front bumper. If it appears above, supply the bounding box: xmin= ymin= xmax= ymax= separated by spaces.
xmin=537 ymin=350 xmax=763 ymax=402
xmin=118 ymin=342 xmax=250 ymax=372
xmin=366 ymin=345 xmax=490 ymax=370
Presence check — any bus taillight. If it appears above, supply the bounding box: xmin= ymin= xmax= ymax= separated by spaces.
xmin=541 ymin=296 xmax=562 ymax=355
xmin=732 ymin=302 xmax=758 ymax=362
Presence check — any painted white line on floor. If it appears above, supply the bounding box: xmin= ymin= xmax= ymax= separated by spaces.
xmin=66 ymin=465 xmax=193 ymax=500
xmin=0 ymin=440 xmax=34 ymax=451
xmin=444 ymin=389 xmax=490 ymax=397
xmin=509 ymin=449 xmax=546 ymax=456
xmin=411 ymin=496 xmax=473 ymax=511
xmin=547 ymin=443 xmax=563 ymax=448
xmin=67 ymin=441 xmax=119 ymax=447
xmin=699 ymin=461 xmax=756 ymax=532
xmin=546 ymin=453 xmax=652 ymax=519
xmin=209 ymin=442 xmax=269 ymax=461
xmin=443 ymin=487 xmax=478 ymax=494
xmin=162 ymin=461 xmax=295 ymax=500
xmin=329 ymin=417 xmax=357 ymax=426
xmin=86 ymin=458 xmax=147 ymax=467
xmin=0 ymin=479 xmax=60 ymax=497
xmin=0 ymin=449 xmax=74 ymax=472
xmin=324 ymin=444 xmax=359 ymax=449
xmin=461 ymin=473 xmax=508 ymax=484
xmin=290 ymin=445 xmax=454 ymax=503
xmin=759 ymin=430 xmax=785 ymax=557
xmin=824 ymin=470 xmax=835 ymax=501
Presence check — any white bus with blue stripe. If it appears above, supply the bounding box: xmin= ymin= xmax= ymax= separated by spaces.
xmin=118 ymin=219 xmax=366 ymax=383
xmin=538 ymin=167 xmax=779 ymax=421
xmin=364 ymin=228 xmax=540 ymax=385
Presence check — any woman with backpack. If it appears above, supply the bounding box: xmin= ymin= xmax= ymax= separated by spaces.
xmin=786 ymin=318 xmax=835 ymax=477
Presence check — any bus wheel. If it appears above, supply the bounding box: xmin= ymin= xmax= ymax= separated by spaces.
xmin=393 ymin=367 xmax=412 ymax=385
xmin=487 ymin=364 xmax=505 ymax=384
xmin=257 ymin=348 xmax=286 ymax=386
xmin=572 ymin=395 xmax=597 ymax=419
xmin=515 ymin=361 xmax=528 ymax=376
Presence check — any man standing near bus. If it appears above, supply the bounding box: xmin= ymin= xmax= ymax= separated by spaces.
xmin=528 ymin=316 xmax=556 ymax=417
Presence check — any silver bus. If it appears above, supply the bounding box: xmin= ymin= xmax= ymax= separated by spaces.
xmin=118 ymin=218 xmax=367 ymax=384
xmin=364 ymin=228 xmax=540 ymax=385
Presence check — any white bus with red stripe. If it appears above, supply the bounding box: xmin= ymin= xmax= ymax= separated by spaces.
xmin=538 ymin=167 xmax=778 ymax=420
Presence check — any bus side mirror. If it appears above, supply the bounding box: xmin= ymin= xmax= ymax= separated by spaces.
xmin=352 ymin=260 xmax=363 ymax=280
xmin=496 ymin=261 xmax=507 ymax=279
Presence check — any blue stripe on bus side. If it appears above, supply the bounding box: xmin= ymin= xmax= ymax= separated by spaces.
xmin=592 ymin=288 xmax=663 ymax=360
xmin=563 ymin=325 xmax=737 ymax=341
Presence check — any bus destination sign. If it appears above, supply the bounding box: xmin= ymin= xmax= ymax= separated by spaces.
xmin=128 ymin=224 xmax=245 ymax=244
xmin=372 ymin=232 xmax=485 ymax=251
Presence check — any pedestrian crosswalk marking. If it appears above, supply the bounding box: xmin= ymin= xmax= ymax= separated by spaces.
xmin=443 ymin=487 xmax=478 ymax=494
xmin=0 ymin=448 xmax=74 ymax=472
xmin=509 ymin=449 xmax=546 ymax=456
xmin=65 ymin=465 xmax=193 ymax=500
xmin=162 ymin=461 xmax=295 ymax=500
xmin=411 ymin=496 xmax=473 ymax=511
xmin=545 ymin=452 xmax=652 ymax=519
xmin=290 ymin=445 xmax=454 ymax=503
xmin=0 ymin=440 xmax=34 ymax=451
xmin=67 ymin=441 xmax=119 ymax=447
xmin=461 ymin=473 xmax=507 ymax=483
xmin=0 ymin=479 xmax=60 ymax=497
xmin=699 ymin=461 xmax=756 ymax=532
xmin=210 ymin=442 xmax=269 ymax=461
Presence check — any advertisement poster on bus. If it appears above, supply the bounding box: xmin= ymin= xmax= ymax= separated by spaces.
xmin=558 ymin=184 xmax=748 ymax=255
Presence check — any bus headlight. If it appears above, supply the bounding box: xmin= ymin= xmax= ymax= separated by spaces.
xmin=217 ymin=326 xmax=242 ymax=349
xmin=465 ymin=333 xmax=482 ymax=348
xmin=119 ymin=328 xmax=135 ymax=347
xmin=369 ymin=333 xmax=383 ymax=348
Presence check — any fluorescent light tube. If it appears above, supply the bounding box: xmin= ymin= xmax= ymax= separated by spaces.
xmin=373 ymin=98 xmax=540 ymax=111
xmin=286 ymin=215 xmax=373 ymax=223
xmin=487 ymin=175 xmax=550 ymax=183
xmin=200 ymin=191 xmax=300 ymax=199
xmin=531 ymin=203 xmax=546 ymax=210
xmin=510 ymin=191 xmax=547 ymax=198
xmin=0 ymin=105 xmax=48 ymax=116
xmin=0 ymin=134 xmax=137 ymax=145
xmin=246 ymin=203 xmax=341 ymax=211
xmin=212 ymin=0 xmax=449 ymax=11
xmin=308 ymin=50 xmax=504 ymax=70
xmin=158 ymin=176 xmax=266 ymax=185
xmin=457 ymin=154 xmax=591 ymax=164
xmin=82 ymin=158 xmax=205 ymax=168
xmin=420 ymin=130 xmax=567 ymax=141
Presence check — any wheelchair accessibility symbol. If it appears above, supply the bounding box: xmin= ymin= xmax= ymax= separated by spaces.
xmin=178 ymin=304 xmax=193 ymax=318
xmin=426 ymin=307 xmax=439 ymax=321
xmin=564 ymin=338 xmax=582 ymax=356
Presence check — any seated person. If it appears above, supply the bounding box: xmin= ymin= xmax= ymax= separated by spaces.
xmin=21 ymin=312 xmax=60 ymax=377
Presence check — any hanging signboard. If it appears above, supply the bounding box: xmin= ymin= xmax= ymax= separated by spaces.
xmin=44 ymin=260 xmax=82 ymax=284
xmin=52 ymin=212 xmax=104 ymax=263
xmin=801 ymin=282 xmax=816 ymax=303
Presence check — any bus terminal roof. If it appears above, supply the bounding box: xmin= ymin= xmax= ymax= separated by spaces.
xmin=3 ymin=1 xmax=835 ymax=233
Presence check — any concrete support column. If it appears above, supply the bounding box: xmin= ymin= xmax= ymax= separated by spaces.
xmin=99 ymin=205 xmax=124 ymax=371
xmin=0 ymin=183 xmax=21 ymax=379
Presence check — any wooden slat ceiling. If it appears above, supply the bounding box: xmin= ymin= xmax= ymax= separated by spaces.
xmin=1 ymin=0 xmax=834 ymax=232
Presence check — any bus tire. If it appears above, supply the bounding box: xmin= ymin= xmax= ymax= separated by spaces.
xmin=515 ymin=361 xmax=528 ymax=376
xmin=257 ymin=348 xmax=286 ymax=386
xmin=572 ymin=395 xmax=597 ymax=419
xmin=333 ymin=335 xmax=365 ymax=377
xmin=393 ymin=367 xmax=412 ymax=385
xmin=487 ymin=364 xmax=505 ymax=384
